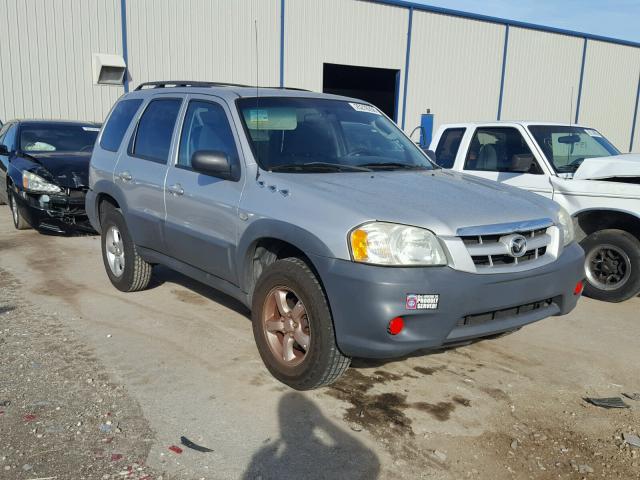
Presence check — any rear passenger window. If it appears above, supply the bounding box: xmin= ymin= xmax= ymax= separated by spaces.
xmin=133 ymin=99 xmax=182 ymax=163
xmin=464 ymin=127 xmax=542 ymax=174
xmin=100 ymin=99 xmax=143 ymax=152
xmin=435 ymin=128 xmax=465 ymax=168
xmin=178 ymin=100 xmax=238 ymax=168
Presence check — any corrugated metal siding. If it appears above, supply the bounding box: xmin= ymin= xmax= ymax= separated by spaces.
xmin=125 ymin=0 xmax=280 ymax=89
xmin=500 ymin=28 xmax=583 ymax=122
xmin=633 ymin=87 xmax=640 ymax=152
xmin=283 ymin=0 xmax=407 ymax=116
xmin=406 ymin=11 xmax=504 ymax=133
xmin=578 ymin=40 xmax=640 ymax=150
xmin=0 ymin=0 xmax=123 ymax=123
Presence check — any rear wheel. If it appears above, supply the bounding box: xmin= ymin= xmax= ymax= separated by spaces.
xmin=100 ymin=204 xmax=152 ymax=292
xmin=8 ymin=190 xmax=31 ymax=230
xmin=581 ymin=229 xmax=640 ymax=302
xmin=252 ymin=257 xmax=350 ymax=390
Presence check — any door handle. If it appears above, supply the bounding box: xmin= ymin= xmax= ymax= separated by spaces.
xmin=168 ymin=183 xmax=184 ymax=196
xmin=117 ymin=171 xmax=133 ymax=182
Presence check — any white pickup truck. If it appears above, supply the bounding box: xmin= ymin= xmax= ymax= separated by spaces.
xmin=429 ymin=122 xmax=640 ymax=302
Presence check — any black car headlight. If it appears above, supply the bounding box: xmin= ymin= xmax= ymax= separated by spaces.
xmin=22 ymin=171 xmax=62 ymax=194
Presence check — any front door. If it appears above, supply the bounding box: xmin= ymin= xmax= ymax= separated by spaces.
xmin=462 ymin=126 xmax=553 ymax=198
xmin=114 ymin=96 xmax=184 ymax=252
xmin=163 ymin=95 xmax=245 ymax=284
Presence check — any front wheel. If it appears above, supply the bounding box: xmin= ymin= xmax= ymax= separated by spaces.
xmin=581 ymin=229 xmax=640 ymax=302
xmin=8 ymin=190 xmax=31 ymax=230
xmin=251 ymin=257 xmax=350 ymax=390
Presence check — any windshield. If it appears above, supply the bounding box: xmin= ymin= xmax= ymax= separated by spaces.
xmin=528 ymin=125 xmax=620 ymax=174
xmin=20 ymin=123 xmax=100 ymax=153
xmin=236 ymin=97 xmax=434 ymax=172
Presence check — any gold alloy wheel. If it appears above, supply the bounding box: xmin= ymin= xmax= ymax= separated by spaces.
xmin=261 ymin=286 xmax=310 ymax=367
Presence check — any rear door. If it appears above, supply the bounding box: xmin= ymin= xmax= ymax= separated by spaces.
xmin=115 ymin=96 xmax=184 ymax=252
xmin=163 ymin=95 xmax=245 ymax=284
xmin=461 ymin=126 xmax=553 ymax=198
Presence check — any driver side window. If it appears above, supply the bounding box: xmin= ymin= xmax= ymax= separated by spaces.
xmin=464 ymin=127 xmax=542 ymax=175
xmin=178 ymin=100 xmax=239 ymax=168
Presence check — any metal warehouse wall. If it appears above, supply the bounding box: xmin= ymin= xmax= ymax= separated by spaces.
xmin=500 ymin=28 xmax=583 ymax=123
xmin=405 ymin=11 xmax=504 ymax=133
xmin=578 ymin=40 xmax=640 ymax=151
xmin=125 ymin=0 xmax=280 ymax=88
xmin=1 ymin=0 xmax=640 ymax=152
xmin=0 ymin=0 xmax=124 ymax=122
xmin=283 ymin=0 xmax=408 ymax=118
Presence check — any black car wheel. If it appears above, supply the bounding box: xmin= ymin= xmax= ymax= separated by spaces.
xmin=581 ymin=229 xmax=640 ymax=302
xmin=252 ymin=257 xmax=350 ymax=390
xmin=8 ymin=190 xmax=31 ymax=230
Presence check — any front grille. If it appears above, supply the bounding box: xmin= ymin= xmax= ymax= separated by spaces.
xmin=458 ymin=298 xmax=553 ymax=327
xmin=460 ymin=227 xmax=551 ymax=270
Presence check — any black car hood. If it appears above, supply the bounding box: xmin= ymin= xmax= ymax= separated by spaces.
xmin=23 ymin=152 xmax=91 ymax=189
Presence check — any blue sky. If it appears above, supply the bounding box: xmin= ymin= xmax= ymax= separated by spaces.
xmin=410 ymin=0 xmax=640 ymax=43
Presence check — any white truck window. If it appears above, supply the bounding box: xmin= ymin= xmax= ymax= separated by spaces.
xmin=464 ymin=127 xmax=542 ymax=175
xmin=434 ymin=128 xmax=465 ymax=168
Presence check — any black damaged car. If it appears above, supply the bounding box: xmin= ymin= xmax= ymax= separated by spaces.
xmin=0 ymin=120 xmax=100 ymax=233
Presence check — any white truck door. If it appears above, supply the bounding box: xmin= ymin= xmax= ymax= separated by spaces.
xmin=460 ymin=126 xmax=553 ymax=198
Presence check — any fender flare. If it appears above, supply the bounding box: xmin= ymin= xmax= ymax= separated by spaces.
xmin=235 ymin=218 xmax=335 ymax=293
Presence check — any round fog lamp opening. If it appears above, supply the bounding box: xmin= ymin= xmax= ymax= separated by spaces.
xmin=388 ymin=317 xmax=404 ymax=335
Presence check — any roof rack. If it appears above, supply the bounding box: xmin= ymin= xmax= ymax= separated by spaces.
xmin=134 ymin=81 xmax=250 ymax=90
xmin=134 ymin=81 xmax=311 ymax=92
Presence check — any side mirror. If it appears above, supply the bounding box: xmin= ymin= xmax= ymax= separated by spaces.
xmin=0 ymin=144 xmax=8 ymax=155
xmin=191 ymin=150 xmax=234 ymax=180
xmin=424 ymin=149 xmax=437 ymax=163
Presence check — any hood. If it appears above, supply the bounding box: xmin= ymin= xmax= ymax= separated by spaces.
xmin=573 ymin=153 xmax=640 ymax=180
xmin=270 ymin=169 xmax=559 ymax=237
xmin=23 ymin=152 xmax=91 ymax=188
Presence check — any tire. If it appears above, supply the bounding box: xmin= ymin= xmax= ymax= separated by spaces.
xmin=251 ymin=257 xmax=350 ymax=390
xmin=581 ymin=229 xmax=640 ymax=303
xmin=8 ymin=190 xmax=31 ymax=230
xmin=100 ymin=204 xmax=152 ymax=292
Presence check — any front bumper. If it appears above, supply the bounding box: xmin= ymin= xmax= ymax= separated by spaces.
xmin=311 ymin=242 xmax=585 ymax=358
xmin=13 ymin=188 xmax=95 ymax=234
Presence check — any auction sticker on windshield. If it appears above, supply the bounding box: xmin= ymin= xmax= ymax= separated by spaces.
xmin=349 ymin=103 xmax=380 ymax=115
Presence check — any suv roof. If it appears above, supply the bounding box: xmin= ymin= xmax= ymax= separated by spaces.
xmin=127 ymin=80 xmax=363 ymax=103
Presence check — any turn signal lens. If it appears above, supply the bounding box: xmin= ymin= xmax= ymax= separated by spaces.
xmin=350 ymin=228 xmax=369 ymax=262
xmin=388 ymin=317 xmax=404 ymax=335
xmin=574 ymin=280 xmax=584 ymax=296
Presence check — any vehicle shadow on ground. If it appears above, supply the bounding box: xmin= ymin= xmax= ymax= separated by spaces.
xmin=149 ymin=265 xmax=250 ymax=318
xmin=242 ymin=392 xmax=380 ymax=480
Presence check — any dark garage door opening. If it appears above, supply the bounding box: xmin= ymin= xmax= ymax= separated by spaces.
xmin=322 ymin=63 xmax=400 ymax=121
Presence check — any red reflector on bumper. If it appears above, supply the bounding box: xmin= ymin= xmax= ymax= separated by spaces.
xmin=574 ymin=280 xmax=584 ymax=296
xmin=388 ymin=317 xmax=404 ymax=335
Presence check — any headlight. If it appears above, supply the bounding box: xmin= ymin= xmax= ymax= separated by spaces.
xmin=349 ymin=222 xmax=447 ymax=266
xmin=557 ymin=207 xmax=575 ymax=246
xmin=22 ymin=171 xmax=62 ymax=194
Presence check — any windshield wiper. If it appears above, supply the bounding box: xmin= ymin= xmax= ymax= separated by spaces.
xmin=357 ymin=162 xmax=429 ymax=171
xmin=270 ymin=162 xmax=372 ymax=172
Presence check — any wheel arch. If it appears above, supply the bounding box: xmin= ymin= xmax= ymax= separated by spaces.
xmin=237 ymin=219 xmax=334 ymax=303
xmin=573 ymin=208 xmax=640 ymax=242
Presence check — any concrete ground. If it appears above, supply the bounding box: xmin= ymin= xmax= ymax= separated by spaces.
xmin=0 ymin=207 xmax=639 ymax=480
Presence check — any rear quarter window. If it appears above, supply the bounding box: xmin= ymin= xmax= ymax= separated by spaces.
xmin=100 ymin=99 xmax=143 ymax=152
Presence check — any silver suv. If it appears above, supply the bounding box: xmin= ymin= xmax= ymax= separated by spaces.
xmin=87 ymin=81 xmax=585 ymax=390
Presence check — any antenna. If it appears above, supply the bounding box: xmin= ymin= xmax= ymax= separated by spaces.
xmin=254 ymin=17 xmax=262 ymax=180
